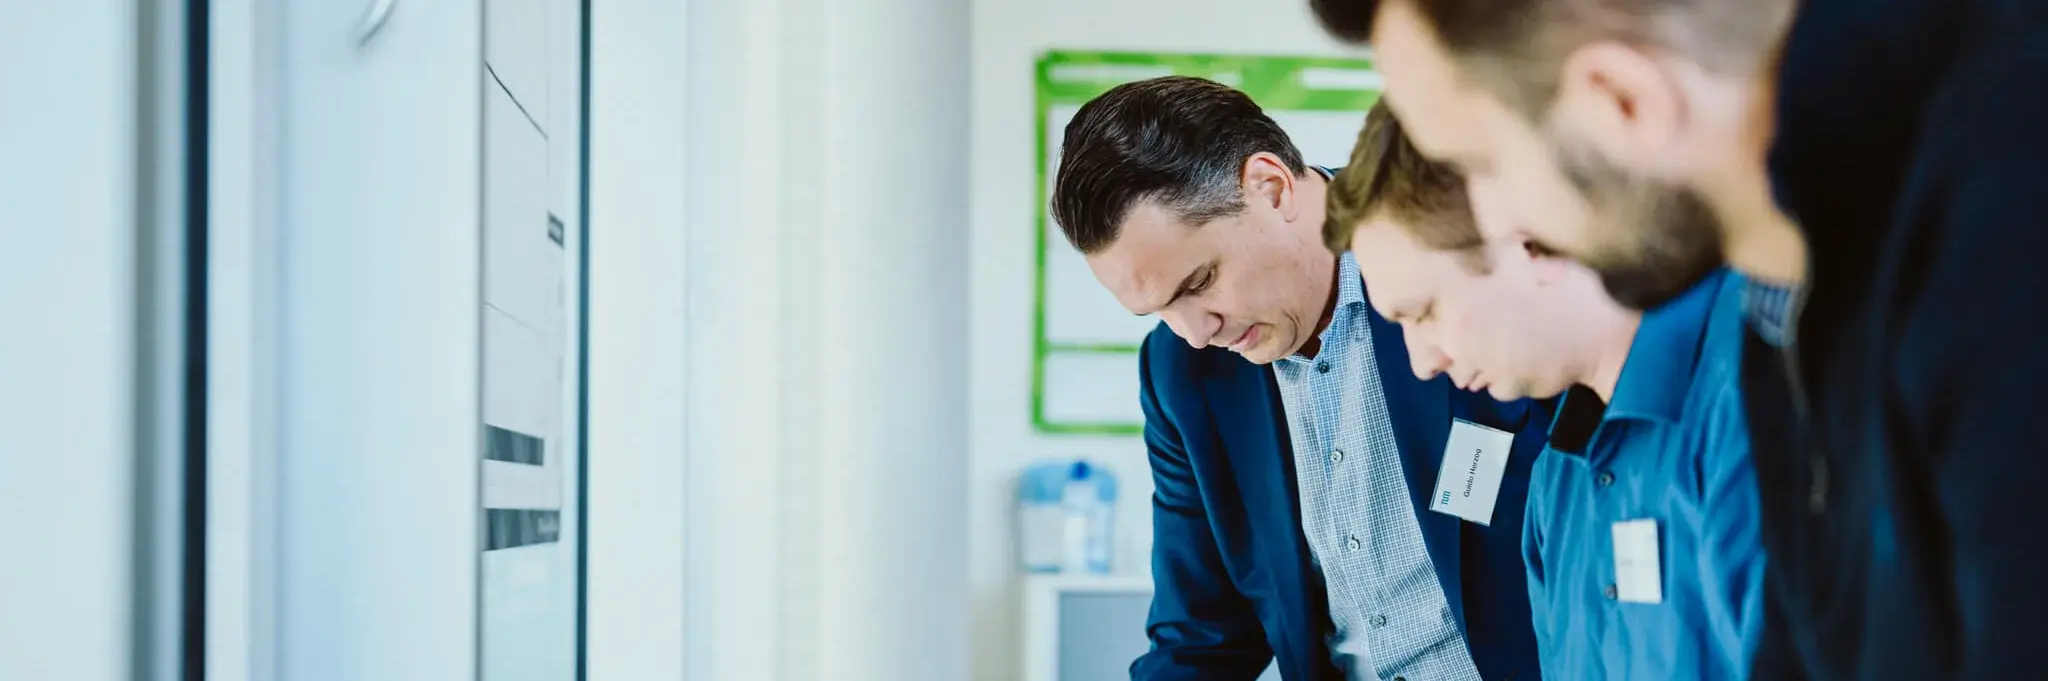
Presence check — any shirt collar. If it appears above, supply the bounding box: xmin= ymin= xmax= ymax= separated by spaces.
xmin=1547 ymin=270 xmax=1734 ymax=456
xmin=1332 ymin=250 xmax=1365 ymax=310
xmin=1605 ymin=269 xmax=1733 ymax=424
xmin=1284 ymin=252 xmax=1367 ymax=363
xmin=1743 ymin=278 xmax=1798 ymax=347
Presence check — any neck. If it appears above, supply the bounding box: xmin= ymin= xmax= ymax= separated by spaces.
xmin=1298 ymin=167 xmax=1331 ymax=232
xmin=1296 ymin=170 xmax=1338 ymax=359
xmin=1299 ymin=252 xmax=1341 ymax=359
xmin=1717 ymin=74 xmax=1808 ymax=286
xmin=1718 ymin=171 xmax=1808 ymax=285
xmin=1579 ymin=311 xmax=1642 ymax=404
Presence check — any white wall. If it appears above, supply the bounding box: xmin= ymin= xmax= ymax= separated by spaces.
xmin=811 ymin=0 xmax=971 ymax=676
xmin=679 ymin=0 xmax=788 ymax=677
xmin=586 ymin=1 xmax=690 ymax=679
xmin=0 ymin=1 xmax=137 ymax=679
xmin=206 ymin=0 xmax=266 ymax=678
xmin=680 ymin=0 xmax=970 ymax=678
xmin=966 ymin=3 xmax=1356 ymax=679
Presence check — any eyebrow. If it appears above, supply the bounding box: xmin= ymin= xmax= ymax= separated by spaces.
xmin=1140 ymin=263 xmax=1211 ymax=316
xmin=1379 ymin=297 xmax=1425 ymax=324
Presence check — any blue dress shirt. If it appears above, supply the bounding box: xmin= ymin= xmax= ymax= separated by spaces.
xmin=1522 ymin=270 xmax=1766 ymax=680
xmin=1274 ymin=253 xmax=1480 ymax=680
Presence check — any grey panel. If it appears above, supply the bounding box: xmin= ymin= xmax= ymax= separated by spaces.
xmin=1058 ymin=591 xmax=1153 ymax=681
xmin=1056 ymin=590 xmax=1281 ymax=681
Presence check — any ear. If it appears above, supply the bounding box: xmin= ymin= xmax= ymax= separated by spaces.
xmin=1241 ymin=152 xmax=1299 ymax=220
xmin=1553 ymin=41 xmax=1685 ymax=172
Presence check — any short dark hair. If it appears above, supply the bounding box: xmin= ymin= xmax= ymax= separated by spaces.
xmin=1050 ymin=76 xmax=1307 ymax=254
xmin=1325 ymin=101 xmax=1483 ymax=265
xmin=1310 ymin=0 xmax=1791 ymax=118
xmin=1308 ymin=0 xmax=1382 ymax=44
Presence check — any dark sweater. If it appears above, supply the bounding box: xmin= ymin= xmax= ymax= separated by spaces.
xmin=1747 ymin=0 xmax=2048 ymax=678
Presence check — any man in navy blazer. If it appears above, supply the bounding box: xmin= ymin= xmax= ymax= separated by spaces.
xmin=1051 ymin=76 xmax=1551 ymax=681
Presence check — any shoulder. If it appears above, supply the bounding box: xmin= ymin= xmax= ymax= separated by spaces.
xmin=1140 ymin=322 xmax=1199 ymax=379
xmin=1140 ymin=322 xmax=1242 ymax=400
xmin=1689 ymin=272 xmax=1749 ymax=395
xmin=1683 ymin=273 xmax=1754 ymax=453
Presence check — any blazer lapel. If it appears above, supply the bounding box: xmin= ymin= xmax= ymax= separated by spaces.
xmin=1202 ymin=353 xmax=1322 ymax=681
xmin=1364 ymin=305 xmax=1469 ymax=633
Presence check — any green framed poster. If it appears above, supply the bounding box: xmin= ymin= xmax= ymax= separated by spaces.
xmin=1032 ymin=50 xmax=1382 ymax=435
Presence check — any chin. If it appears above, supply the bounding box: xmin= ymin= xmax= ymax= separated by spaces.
xmin=1239 ymin=347 xmax=1283 ymax=365
xmin=1507 ymin=379 xmax=1572 ymax=401
xmin=1236 ymin=333 xmax=1295 ymax=366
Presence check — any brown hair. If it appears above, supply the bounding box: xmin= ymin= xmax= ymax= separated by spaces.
xmin=1324 ymin=101 xmax=1482 ymax=262
xmin=1310 ymin=0 xmax=1793 ymax=119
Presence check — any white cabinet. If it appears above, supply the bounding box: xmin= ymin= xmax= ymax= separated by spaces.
xmin=480 ymin=0 xmax=581 ymax=679
xmin=486 ymin=0 xmax=551 ymax=132
xmin=483 ymin=83 xmax=559 ymax=341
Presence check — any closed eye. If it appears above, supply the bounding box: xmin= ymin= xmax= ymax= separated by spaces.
xmin=1404 ymin=302 xmax=1434 ymax=326
xmin=1187 ymin=266 xmax=1217 ymax=295
xmin=1148 ymin=263 xmax=1220 ymax=314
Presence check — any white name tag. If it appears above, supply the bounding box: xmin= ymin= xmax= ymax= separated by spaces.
xmin=1428 ymin=419 xmax=1514 ymax=526
xmin=1612 ymin=518 xmax=1664 ymax=604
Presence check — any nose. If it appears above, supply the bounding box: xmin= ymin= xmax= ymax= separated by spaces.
xmin=1162 ymin=309 xmax=1223 ymax=349
xmin=1406 ymin=332 xmax=1450 ymax=381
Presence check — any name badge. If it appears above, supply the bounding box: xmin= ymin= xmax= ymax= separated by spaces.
xmin=1429 ymin=419 xmax=1513 ymax=526
xmin=1612 ymin=519 xmax=1664 ymax=604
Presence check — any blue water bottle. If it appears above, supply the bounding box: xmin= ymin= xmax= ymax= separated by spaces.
xmin=1060 ymin=461 xmax=1116 ymax=575
xmin=1017 ymin=459 xmax=1117 ymax=574
xmin=1017 ymin=462 xmax=1069 ymax=573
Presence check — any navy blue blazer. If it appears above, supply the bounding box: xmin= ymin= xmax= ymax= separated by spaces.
xmin=1130 ymin=298 xmax=1552 ymax=681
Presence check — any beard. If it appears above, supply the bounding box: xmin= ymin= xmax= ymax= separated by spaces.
xmin=1551 ymin=138 xmax=1727 ymax=311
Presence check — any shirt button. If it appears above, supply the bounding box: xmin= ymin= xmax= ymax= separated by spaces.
xmin=1346 ymin=535 xmax=1362 ymax=552
xmin=1603 ymin=583 xmax=1618 ymax=600
xmin=1329 ymin=449 xmax=1344 ymax=464
xmin=1315 ymin=361 xmax=1331 ymax=374
xmin=1595 ymin=471 xmax=1615 ymax=488
xmin=1369 ymin=614 xmax=1387 ymax=627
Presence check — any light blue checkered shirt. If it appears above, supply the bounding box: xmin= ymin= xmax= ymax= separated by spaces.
xmin=1273 ymin=253 xmax=1481 ymax=681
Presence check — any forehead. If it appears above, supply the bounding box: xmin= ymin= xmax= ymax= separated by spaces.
xmin=1085 ymin=201 xmax=1206 ymax=311
xmin=1369 ymin=1 xmax=1499 ymax=159
xmin=1349 ymin=218 xmax=1461 ymax=311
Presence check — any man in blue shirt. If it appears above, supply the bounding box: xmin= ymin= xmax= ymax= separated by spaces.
xmin=1314 ymin=0 xmax=2048 ymax=676
xmin=1326 ymin=103 xmax=1765 ymax=680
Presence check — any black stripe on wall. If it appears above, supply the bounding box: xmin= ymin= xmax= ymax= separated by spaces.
xmin=485 ymin=425 xmax=545 ymax=465
xmin=182 ymin=0 xmax=210 ymax=678
xmin=485 ymin=509 xmax=562 ymax=550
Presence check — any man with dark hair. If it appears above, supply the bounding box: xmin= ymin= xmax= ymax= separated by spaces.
xmin=1332 ymin=102 xmax=1767 ymax=681
xmin=1312 ymin=0 xmax=2048 ymax=678
xmin=1052 ymin=76 xmax=1551 ymax=681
